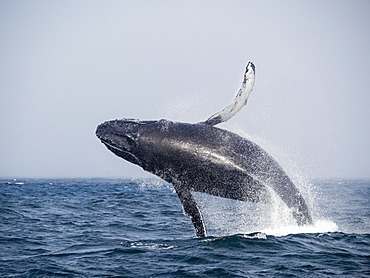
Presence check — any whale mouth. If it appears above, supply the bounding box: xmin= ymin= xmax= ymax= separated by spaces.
xmin=100 ymin=138 xmax=142 ymax=166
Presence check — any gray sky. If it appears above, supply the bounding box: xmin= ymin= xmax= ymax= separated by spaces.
xmin=1 ymin=0 xmax=369 ymax=179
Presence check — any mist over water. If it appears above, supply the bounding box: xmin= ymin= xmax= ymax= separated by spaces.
xmin=192 ymin=188 xmax=338 ymax=238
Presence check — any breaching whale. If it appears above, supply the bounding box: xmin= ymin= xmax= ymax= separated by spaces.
xmin=96 ymin=62 xmax=312 ymax=237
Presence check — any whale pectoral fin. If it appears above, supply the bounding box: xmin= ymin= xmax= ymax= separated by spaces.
xmin=174 ymin=187 xmax=207 ymax=237
xmin=202 ymin=61 xmax=255 ymax=126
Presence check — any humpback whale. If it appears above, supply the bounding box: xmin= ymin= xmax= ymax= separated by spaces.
xmin=96 ymin=62 xmax=312 ymax=237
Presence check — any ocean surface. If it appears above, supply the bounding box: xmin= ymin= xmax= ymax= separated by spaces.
xmin=0 ymin=178 xmax=369 ymax=277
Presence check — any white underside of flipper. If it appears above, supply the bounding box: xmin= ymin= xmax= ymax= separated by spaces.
xmin=203 ymin=61 xmax=255 ymax=126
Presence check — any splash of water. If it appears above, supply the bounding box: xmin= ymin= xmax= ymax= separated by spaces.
xmin=192 ymin=181 xmax=338 ymax=237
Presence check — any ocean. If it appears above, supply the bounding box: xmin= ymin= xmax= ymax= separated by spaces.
xmin=0 ymin=178 xmax=369 ymax=277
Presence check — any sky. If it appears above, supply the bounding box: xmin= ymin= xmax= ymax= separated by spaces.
xmin=0 ymin=0 xmax=369 ymax=179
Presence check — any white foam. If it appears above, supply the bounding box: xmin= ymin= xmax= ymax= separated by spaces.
xmin=241 ymin=232 xmax=267 ymax=240
xmin=261 ymin=219 xmax=339 ymax=237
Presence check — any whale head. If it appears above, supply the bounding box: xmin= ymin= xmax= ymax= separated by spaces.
xmin=96 ymin=119 xmax=157 ymax=166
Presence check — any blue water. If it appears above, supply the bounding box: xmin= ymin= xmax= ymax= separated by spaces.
xmin=1 ymin=178 xmax=369 ymax=277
